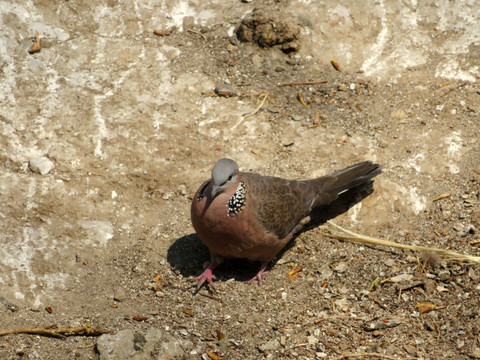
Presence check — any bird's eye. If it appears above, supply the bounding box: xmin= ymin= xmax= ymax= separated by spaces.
xmin=228 ymin=175 xmax=232 ymax=181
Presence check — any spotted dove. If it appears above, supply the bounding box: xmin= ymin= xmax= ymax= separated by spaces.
xmin=191 ymin=158 xmax=381 ymax=288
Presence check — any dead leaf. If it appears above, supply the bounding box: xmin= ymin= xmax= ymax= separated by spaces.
xmin=286 ymin=265 xmax=304 ymax=281
xmin=330 ymin=60 xmax=342 ymax=72
xmin=297 ymin=91 xmax=308 ymax=106
xmin=183 ymin=308 xmax=194 ymax=317
xmin=416 ymin=302 xmax=436 ymax=314
xmin=28 ymin=31 xmax=42 ymax=54
xmin=205 ymin=349 xmax=222 ymax=360
xmin=287 ymin=273 xmax=301 ymax=281
xmin=433 ymin=193 xmax=451 ymax=202
xmin=287 ymin=265 xmax=305 ymax=276
xmin=251 ymin=150 xmax=262 ymax=158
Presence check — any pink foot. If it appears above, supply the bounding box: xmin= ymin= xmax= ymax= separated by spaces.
xmin=244 ymin=261 xmax=269 ymax=286
xmin=193 ymin=261 xmax=217 ymax=289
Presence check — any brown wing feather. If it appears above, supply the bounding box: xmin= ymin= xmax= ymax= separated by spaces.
xmin=242 ymin=173 xmax=318 ymax=239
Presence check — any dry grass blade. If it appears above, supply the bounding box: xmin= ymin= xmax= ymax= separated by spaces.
xmin=233 ymin=93 xmax=268 ymax=129
xmin=243 ymin=93 xmax=268 ymax=118
xmin=325 ymin=220 xmax=480 ymax=264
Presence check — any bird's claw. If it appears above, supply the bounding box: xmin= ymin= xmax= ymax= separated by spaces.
xmin=192 ymin=268 xmax=216 ymax=295
xmin=243 ymin=271 xmax=268 ymax=286
xmin=243 ymin=262 xmax=269 ymax=286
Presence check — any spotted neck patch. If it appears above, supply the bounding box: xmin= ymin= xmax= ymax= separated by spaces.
xmin=227 ymin=180 xmax=246 ymax=216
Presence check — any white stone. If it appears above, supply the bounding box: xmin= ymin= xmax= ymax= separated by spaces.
xmin=29 ymin=157 xmax=54 ymax=175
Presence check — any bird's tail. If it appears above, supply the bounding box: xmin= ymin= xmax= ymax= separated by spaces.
xmin=308 ymin=161 xmax=382 ymax=206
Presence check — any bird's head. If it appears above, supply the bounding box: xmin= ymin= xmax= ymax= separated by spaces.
xmin=211 ymin=158 xmax=239 ymax=198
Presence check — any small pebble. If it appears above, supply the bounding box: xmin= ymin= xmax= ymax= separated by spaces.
xmin=177 ymin=184 xmax=187 ymax=196
xmin=307 ymin=335 xmax=318 ymax=346
xmin=384 ymin=259 xmax=395 ymax=267
xmin=334 ymin=262 xmax=348 ymax=273
xmin=258 ymin=339 xmax=280 ymax=352
xmin=214 ymin=85 xmax=235 ymax=97
xmin=113 ymin=287 xmax=126 ymax=302
xmin=334 ymin=297 xmax=349 ymax=312
xmin=29 ymin=157 xmax=54 ymax=175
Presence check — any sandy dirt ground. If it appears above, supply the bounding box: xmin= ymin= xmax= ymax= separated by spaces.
xmin=1 ymin=1 xmax=480 ymax=359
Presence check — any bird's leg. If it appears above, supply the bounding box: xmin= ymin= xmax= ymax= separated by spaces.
xmin=244 ymin=261 xmax=269 ymax=286
xmin=193 ymin=259 xmax=218 ymax=289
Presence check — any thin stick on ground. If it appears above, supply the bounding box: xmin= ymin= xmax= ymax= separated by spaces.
xmin=324 ymin=221 xmax=480 ymax=264
xmin=233 ymin=93 xmax=268 ymax=129
xmin=144 ymin=245 xmax=167 ymax=259
xmin=166 ymin=284 xmax=224 ymax=304
xmin=331 ymin=353 xmax=401 ymax=360
xmin=277 ymin=80 xmax=328 ymax=86
xmin=187 ymin=28 xmax=207 ymax=40
xmin=0 ymin=325 xmax=113 ymax=339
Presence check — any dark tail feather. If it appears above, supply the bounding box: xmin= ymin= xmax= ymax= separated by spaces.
xmin=327 ymin=161 xmax=382 ymax=193
xmin=308 ymin=161 xmax=382 ymax=206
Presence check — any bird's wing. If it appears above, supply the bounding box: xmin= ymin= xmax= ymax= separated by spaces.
xmin=242 ymin=173 xmax=319 ymax=239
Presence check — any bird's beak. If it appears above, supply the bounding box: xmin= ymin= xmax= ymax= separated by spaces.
xmin=211 ymin=185 xmax=220 ymax=198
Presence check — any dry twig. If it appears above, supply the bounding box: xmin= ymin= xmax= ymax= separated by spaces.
xmin=277 ymin=80 xmax=328 ymax=86
xmin=323 ymin=221 xmax=480 ymax=264
xmin=331 ymin=353 xmax=401 ymax=360
xmin=0 ymin=325 xmax=112 ymax=339
xmin=166 ymin=284 xmax=224 ymax=304
xmin=433 ymin=193 xmax=451 ymax=201
xmin=144 ymin=245 xmax=167 ymax=259
xmin=187 ymin=28 xmax=207 ymax=40
xmin=251 ymin=150 xmax=262 ymax=158
xmin=440 ymin=81 xmax=467 ymax=98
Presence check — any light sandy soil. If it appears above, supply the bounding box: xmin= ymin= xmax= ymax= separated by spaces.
xmin=0 ymin=1 xmax=479 ymax=359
